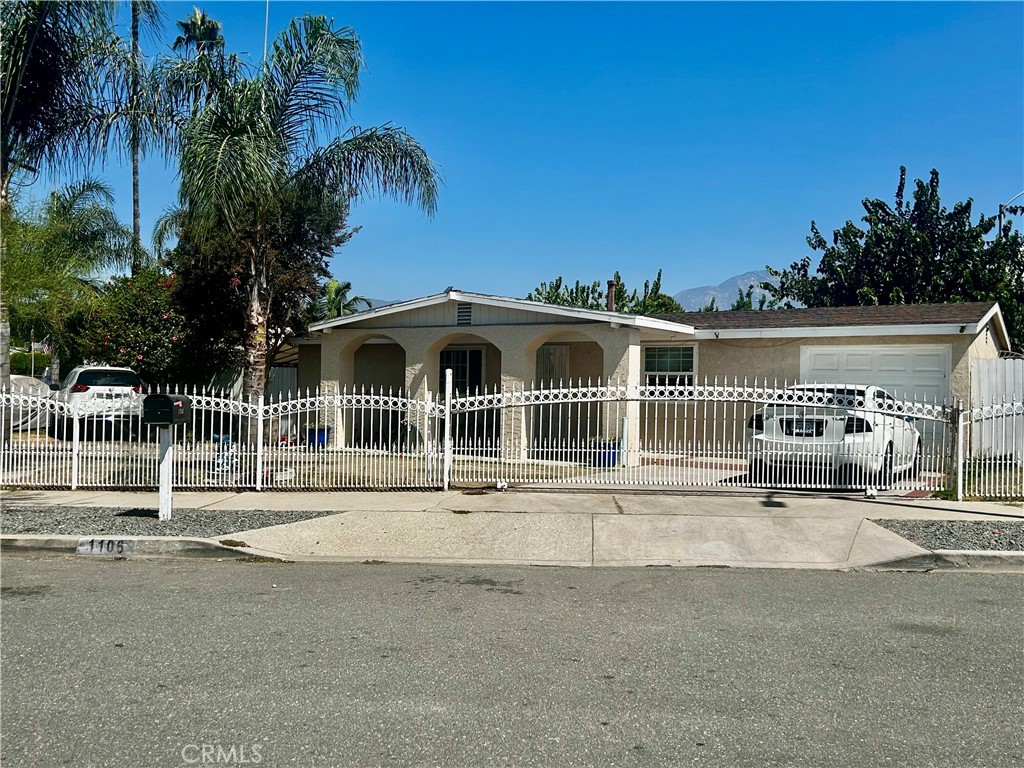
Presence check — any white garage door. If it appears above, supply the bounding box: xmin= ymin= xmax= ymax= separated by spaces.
xmin=800 ymin=344 xmax=951 ymax=404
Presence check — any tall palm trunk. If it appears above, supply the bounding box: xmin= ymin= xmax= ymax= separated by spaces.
xmin=130 ymin=2 xmax=142 ymax=274
xmin=243 ymin=241 xmax=271 ymax=400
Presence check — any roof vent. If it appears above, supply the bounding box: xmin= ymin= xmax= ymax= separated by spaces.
xmin=457 ymin=303 xmax=472 ymax=326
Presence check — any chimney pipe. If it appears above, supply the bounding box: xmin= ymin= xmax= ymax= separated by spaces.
xmin=606 ymin=279 xmax=617 ymax=312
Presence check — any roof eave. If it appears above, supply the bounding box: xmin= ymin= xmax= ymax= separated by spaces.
xmin=692 ymin=323 xmax=990 ymax=340
xmin=308 ymin=289 xmax=695 ymax=335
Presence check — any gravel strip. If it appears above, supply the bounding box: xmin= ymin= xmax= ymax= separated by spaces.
xmin=874 ymin=519 xmax=1024 ymax=551
xmin=0 ymin=506 xmax=341 ymax=538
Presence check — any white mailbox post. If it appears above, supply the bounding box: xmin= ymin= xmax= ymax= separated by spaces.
xmin=142 ymin=395 xmax=191 ymax=522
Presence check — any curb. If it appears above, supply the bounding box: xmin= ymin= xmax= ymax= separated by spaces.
xmin=866 ymin=550 xmax=1024 ymax=573
xmin=0 ymin=534 xmax=287 ymax=562
xmin=2 ymin=533 xmax=1021 ymax=571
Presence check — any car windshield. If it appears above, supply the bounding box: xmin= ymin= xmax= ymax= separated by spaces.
xmin=75 ymin=370 xmax=141 ymax=388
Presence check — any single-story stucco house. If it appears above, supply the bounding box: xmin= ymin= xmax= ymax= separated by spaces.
xmin=294 ymin=289 xmax=1008 ymax=412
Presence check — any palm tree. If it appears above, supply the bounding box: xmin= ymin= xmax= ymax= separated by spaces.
xmin=3 ymin=179 xmax=132 ymax=376
xmin=0 ymin=0 xmax=116 ymax=206
xmin=1 ymin=0 xmax=119 ymax=389
xmin=126 ymin=1 xmax=163 ymax=274
xmin=160 ymin=8 xmax=239 ymax=123
xmin=172 ymin=7 xmax=224 ymax=57
xmin=323 ymin=279 xmax=371 ymax=318
xmin=173 ymin=15 xmax=439 ymax=398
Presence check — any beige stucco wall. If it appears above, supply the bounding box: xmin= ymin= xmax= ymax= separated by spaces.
xmin=313 ymin=323 xmax=641 ymax=454
xmin=296 ymin=345 xmax=321 ymax=393
xmin=317 ymin=323 xmax=638 ymax=398
xmin=354 ymin=343 xmax=405 ymax=392
xmin=566 ymin=341 xmax=604 ymax=383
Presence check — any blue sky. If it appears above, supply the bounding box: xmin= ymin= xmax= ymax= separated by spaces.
xmin=46 ymin=1 xmax=1024 ymax=301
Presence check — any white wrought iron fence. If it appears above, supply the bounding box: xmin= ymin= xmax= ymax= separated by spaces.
xmin=962 ymin=399 xmax=1024 ymax=499
xmin=446 ymin=377 xmax=958 ymax=493
xmin=0 ymin=385 xmax=444 ymax=491
xmin=2 ymin=373 xmax=1022 ymax=498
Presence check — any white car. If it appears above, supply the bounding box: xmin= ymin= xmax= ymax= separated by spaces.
xmin=52 ymin=365 xmax=146 ymax=437
xmin=746 ymin=384 xmax=921 ymax=487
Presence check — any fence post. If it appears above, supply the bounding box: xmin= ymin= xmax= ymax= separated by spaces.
xmin=255 ymin=396 xmax=265 ymax=491
xmin=956 ymin=406 xmax=965 ymax=502
xmin=443 ymin=368 xmax=453 ymax=491
xmin=423 ymin=389 xmax=432 ymax=485
xmin=70 ymin=405 xmax=80 ymax=490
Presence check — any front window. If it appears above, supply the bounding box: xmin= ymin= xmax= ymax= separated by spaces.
xmin=644 ymin=346 xmax=695 ymax=386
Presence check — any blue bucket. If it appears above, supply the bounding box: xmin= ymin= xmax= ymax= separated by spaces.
xmin=307 ymin=427 xmax=331 ymax=448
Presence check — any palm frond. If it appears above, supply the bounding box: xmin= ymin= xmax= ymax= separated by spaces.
xmin=307 ymin=126 xmax=440 ymax=217
xmin=263 ymin=15 xmax=362 ymax=158
xmin=1 ymin=0 xmax=117 ymax=192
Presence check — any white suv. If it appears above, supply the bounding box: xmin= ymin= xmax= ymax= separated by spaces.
xmin=53 ymin=365 xmax=146 ymax=436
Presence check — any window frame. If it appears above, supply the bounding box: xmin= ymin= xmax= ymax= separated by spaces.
xmin=642 ymin=344 xmax=697 ymax=387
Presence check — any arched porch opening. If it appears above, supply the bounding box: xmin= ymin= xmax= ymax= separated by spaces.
xmin=427 ymin=333 xmax=503 ymax=456
xmin=524 ymin=330 xmax=608 ymax=452
xmin=338 ymin=334 xmax=411 ymax=450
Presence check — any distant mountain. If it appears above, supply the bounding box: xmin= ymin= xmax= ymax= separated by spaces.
xmin=672 ymin=270 xmax=777 ymax=311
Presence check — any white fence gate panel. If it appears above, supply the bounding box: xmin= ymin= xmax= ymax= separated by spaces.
xmin=966 ymin=358 xmax=1024 ymax=498
xmin=447 ymin=378 xmax=957 ymax=493
xmin=0 ymin=385 xmax=444 ymax=491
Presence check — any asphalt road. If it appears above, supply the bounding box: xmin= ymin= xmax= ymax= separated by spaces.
xmin=1 ymin=558 xmax=1021 ymax=768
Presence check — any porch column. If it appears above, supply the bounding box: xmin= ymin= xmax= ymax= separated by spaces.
xmin=498 ymin=339 xmax=535 ymax=462
xmin=402 ymin=334 xmax=437 ymax=402
xmin=321 ymin=332 xmax=357 ymax=449
xmin=601 ymin=329 xmax=642 ymax=467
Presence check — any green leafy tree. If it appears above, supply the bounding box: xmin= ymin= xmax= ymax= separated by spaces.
xmin=524 ymin=277 xmax=605 ymax=309
xmin=166 ymin=14 xmax=439 ymax=398
xmin=630 ymin=269 xmax=682 ymax=314
xmin=525 ymin=269 xmax=680 ymax=315
xmin=163 ymin=174 xmax=360 ymax=384
xmin=730 ymin=284 xmax=769 ymax=311
xmin=79 ymin=268 xmax=197 ymax=383
xmin=764 ymin=167 xmax=1024 ymax=348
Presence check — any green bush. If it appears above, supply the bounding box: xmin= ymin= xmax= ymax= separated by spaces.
xmin=9 ymin=351 xmax=51 ymax=376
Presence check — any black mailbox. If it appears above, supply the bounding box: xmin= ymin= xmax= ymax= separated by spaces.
xmin=143 ymin=394 xmax=191 ymax=426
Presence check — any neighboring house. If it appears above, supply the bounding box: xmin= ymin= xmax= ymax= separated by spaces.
xmin=295 ymin=290 xmax=1008 ymax=452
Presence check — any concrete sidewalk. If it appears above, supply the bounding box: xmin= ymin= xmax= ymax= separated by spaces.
xmin=2 ymin=488 xmax=1021 ymax=570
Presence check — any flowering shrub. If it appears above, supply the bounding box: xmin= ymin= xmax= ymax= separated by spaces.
xmin=79 ymin=268 xmax=198 ymax=384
